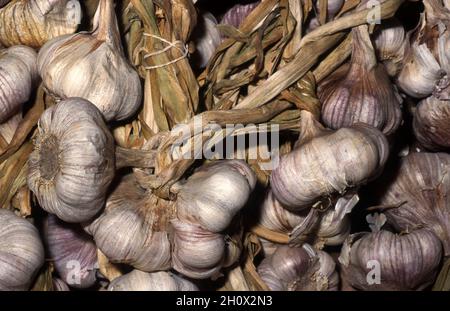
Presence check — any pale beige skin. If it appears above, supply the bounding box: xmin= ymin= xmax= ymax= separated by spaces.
xmin=0 ymin=46 xmax=38 ymax=123
xmin=0 ymin=209 xmax=45 ymax=291
xmin=0 ymin=0 xmax=81 ymax=48
xmin=27 ymin=98 xmax=115 ymax=223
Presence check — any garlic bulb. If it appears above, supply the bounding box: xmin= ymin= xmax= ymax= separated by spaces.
xmin=257 ymin=244 xmax=339 ymax=291
xmin=108 ymin=270 xmax=198 ymax=291
xmin=378 ymin=152 xmax=450 ymax=256
xmin=373 ymin=18 xmax=407 ymax=77
xmin=339 ymin=229 xmax=442 ymax=290
xmin=28 ymin=98 xmax=115 ymax=223
xmin=38 ymin=0 xmax=142 ymax=122
xmin=193 ymin=12 xmax=221 ymax=68
xmin=413 ymin=96 xmax=450 ymax=151
xmin=318 ymin=25 xmax=402 ymax=135
xmin=271 ymin=111 xmax=389 ymax=210
xmin=0 ymin=209 xmax=45 ymax=290
xmin=52 ymin=278 xmax=70 ymax=291
xmin=0 ymin=46 xmax=38 ymax=123
xmin=397 ymin=0 xmax=450 ymax=99
xmin=45 ymin=215 xmax=98 ymax=289
xmin=86 ymin=174 xmax=172 ymax=272
xmin=220 ymin=2 xmax=260 ymax=29
xmin=0 ymin=0 xmax=81 ymax=48
xmin=307 ymin=0 xmax=345 ymax=31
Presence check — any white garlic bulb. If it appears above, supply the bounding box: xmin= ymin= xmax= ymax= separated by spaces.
xmin=257 ymin=244 xmax=339 ymax=291
xmin=28 ymin=98 xmax=115 ymax=223
xmin=108 ymin=270 xmax=198 ymax=291
xmin=0 ymin=0 xmax=81 ymax=48
xmin=0 ymin=209 xmax=45 ymax=290
xmin=0 ymin=46 xmax=38 ymax=123
xmin=38 ymin=0 xmax=142 ymax=122
xmin=192 ymin=12 xmax=221 ymax=68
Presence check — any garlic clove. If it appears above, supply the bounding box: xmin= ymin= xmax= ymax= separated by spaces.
xmin=0 ymin=46 xmax=38 ymax=123
xmin=107 ymin=270 xmax=198 ymax=291
xmin=413 ymin=96 xmax=450 ymax=151
xmin=37 ymin=0 xmax=142 ymax=122
xmin=0 ymin=209 xmax=45 ymax=290
xmin=339 ymin=229 xmax=442 ymax=290
xmin=27 ymin=98 xmax=115 ymax=223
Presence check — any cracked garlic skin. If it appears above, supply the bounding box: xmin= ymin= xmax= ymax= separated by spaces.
xmin=413 ymin=96 xmax=450 ymax=151
xmin=339 ymin=229 xmax=442 ymax=290
xmin=38 ymin=0 xmax=142 ymax=122
xmin=0 ymin=46 xmax=38 ymax=123
xmin=258 ymin=244 xmax=339 ymax=291
xmin=318 ymin=25 xmax=402 ymax=135
xmin=28 ymin=98 xmax=115 ymax=223
xmin=45 ymin=215 xmax=98 ymax=289
xmin=0 ymin=0 xmax=81 ymax=48
xmin=0 ymin=209 xmax=45 ymax=290
xmin=108 ymin=270 xmax=198 ymax=291
xmin=378 ymin=152 xmax=450 ymax=256
xmin=86 ymin=174 xmax=172 ymax=272
xmin=271 ymin=111 xmax=389 ymax=210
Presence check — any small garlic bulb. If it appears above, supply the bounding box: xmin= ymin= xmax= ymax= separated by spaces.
xmin=257 ymin=244 xmax=339 ymax=291
xmin=271 ymin=111 xmax=389 ymax=210
xmin=28 ymin=98 xmax=115 ymax=223
xmin=378 ymin=152 xmax=450 ymax=256
xmin=307 ymin=0 xmax=345 ymax=31
xmin=318 ymin=25 xmax=402 ymax=135
xmin=0 ymin=0 xmax=81 ymax=48
xmin=0 ymin=46 xmax=38 ymax=123
xmin=373 ymin=18 xmax=407 ymax=77
xmin=220 ymin=2 xmax=260 ymax=29
xmin=192 ymin=12 xmax=221 ymax=68
xmin=86 ymin=174 xmax=172 ymax=272
xmin=339 ymin=229 xmax=442 ymax=290
xmin=108 ymin=270 xmax=198 ymax=291
xmin=413 ymin=96 xmax=450 ymax=151
xmin=45 ymin=215 xmax=98 ymax=289
xmin=38 ymin=0 xmax=142 ymax=122
xmin=0 ymin=209 xmax=45 ymax=290
xmin=397 ymin=0 xmax=450 ymax=99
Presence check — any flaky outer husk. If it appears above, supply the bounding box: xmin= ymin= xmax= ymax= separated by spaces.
xmin=86 ymin=174 xmax=173 ymax=272
xmin=27 ymin=98 xmax=115 ymax=223
xmin=271 ymin=111 xmax=389 ymax=210
xmin=339 ymin=229 xmax=442 ymax=290
xmin=0 ymin=0 xmax=81 ymax=48
xmin=107 ymin=270 xmax=198 ymax=291
xmin=0 ymin=209 xmax=45 ymax=290
xmin=378 ymin=152 xmax=450 ymax=256
xmin=413 ymin=96 xmax=450 ymax=151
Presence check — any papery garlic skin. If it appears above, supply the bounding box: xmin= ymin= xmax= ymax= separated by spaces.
xmin=0 ymin=46 xmax=38 ymax=123
xmin=28 ymin=98 xmax=115 ymax=223
xmin=306 ymin=0 xmax=345 ymax=31
xmin=257 ymin=244 xmax=339 ymax=291
xmin=108 ymin=270 xmax=198 ymax=291
xmin=0 ymin=209 xmax=45 ymax=290
xmin=318 ymin=25 xmax=402 ymax=135
xmin=0 ymin=0 xmax=81 ymax=48
xmin=0 ymin=112 xmax=22 ymax=145
xmin=413 ymin=96 xmax=450 ymax=151
xmin=45 ymin=215 xmax=98 ymax=289
xmin=86 ymin=174 xmax=172 ymax=272
xmin=271 ymin=111 xmax=389 ymax=210
xmin=176 ymin=160 xmax=256 ymax=233
xmin=193 ymin=12 xmax=221 ymax=68
xmin=339 ymin=229 xmax=442 ymax=290
xmin=378 ymin=152 xmax=450 ymax=256
xmin=38 ymin=0 xmax=142 ymax=122
xmin=52 ymin=278 xmax=70 ymax=291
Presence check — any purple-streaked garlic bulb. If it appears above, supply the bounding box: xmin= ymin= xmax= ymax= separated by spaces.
xmin=220 ymin=2 xmax=260 ymax=29
xmin=378 ymin=152 xmax=450 ymax=256
xmin=307 ymin=0 xmax=345 ymax=31
xmin=0 ymin=46 xmax=38 ymax=123
xmin=45 ymin=215 xmax=98 ymax=289
xmin=339 ymin=229 xmax=442 ymax=290
xmin=0 ymin=209 xmax=45 ymax=290
xmin=270 ymin=111 xmax=389 ymax=211
xmin=27 ymin=98 xmax=115 ymax=223
xmin=0 ymin=0 xmax=10 ymax=8
xmin=108 ymin=270 xmax=198 ymax=291
xmin=413 ymin=96 xmax=450 ymax=151
xmin=258 ymin=244 xmax=339 ymax=291
xmin=318 ymin=25 xmax=402 ymax=135
xmin=192 ymin=12 xmax=221 ymax=68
